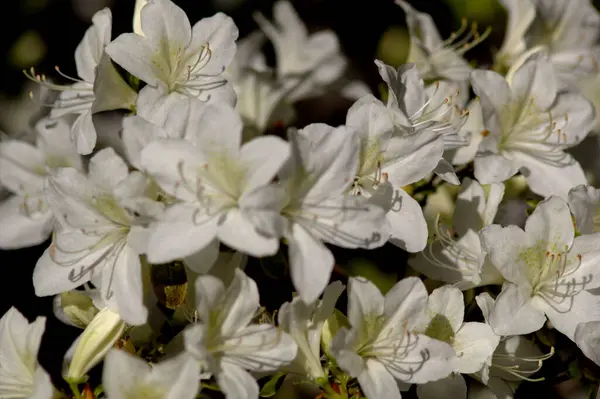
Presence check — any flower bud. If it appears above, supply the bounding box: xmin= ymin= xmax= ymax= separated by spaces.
xmin=64 ymin=307 xmax=126 ymax=383
xmin=320 ymin=309 xmax=349 ymax=358
xmin=53 ymin=291 xmax=99 ymax=329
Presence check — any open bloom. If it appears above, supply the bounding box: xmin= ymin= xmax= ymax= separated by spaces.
xmin=480 ymin=196 xmax=600 ymax=339
xmin=471 ymin=56 xmax=594 ymax=197
xmin=141 ymin=101 xmax=290 ymax=264
xmin=330 ymin=277 xmax=456 ymax=399
xmin=243 ymin=123 xmax=388 ymax=302
xmin=0 ymin=307 xmax=54 ymax=399
xmin=410 ymin=178 xmax=504 ymax=289
xmin=33 ymin=148 xmax=163 ymax=325
xmin=183 ymin=269 xmax=297 ymax=398
xmin=278 ymin=281 xmax=345 ymax=380
xmin=395 ymin=0 xmax=489 ymax=82
xmin=0 ymin=117 xmax=82 ymax=249
xmin=106 ymin=0 xmax=238 ymax=104
xmin=103 ymin=349 xmax=200 ymax=399
xmin=414 ymin=286 xmax=499 ymax=399
xmin=26 ymin=8 xmax=136 ymax=155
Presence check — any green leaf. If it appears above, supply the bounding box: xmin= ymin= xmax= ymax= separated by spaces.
xmin=259 ymin=372 xmax=286 ymax=397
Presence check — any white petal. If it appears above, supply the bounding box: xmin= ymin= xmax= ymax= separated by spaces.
xmin=110 ymin=245 xmax=147 ymax=325
xmin=357 ymin=359 xmax=402 ymax=399
xmin=383 ymin=276 xmax=429 ymax=332
xmin=568 ymin=184 xmax=600 ymax=234
xmin=140 ymin=0 xmax=191 ymax=50
xmin=189 ymin=12 xmax=238 ymax=76
xmin=238 ymin=135 xmax=290 ymax=194
xmin=508 ymin=57 xmax=557 ymax=111
xmin=380 ymin=186 xmax=428 ymax=253
xmin=347 ymin=277 xmax=384 ymax=328
xmin=417 ymin=374 xmax=467 ymax=399
xmin=479 ymin=224 xmax=529 ymax=283
xmin=453 ymin=177 xmax=486 ymax=234
xmin=539 ymin=289 xmax=600 ymax=341
xmin=515 ymin=150 xmax=587 ymax=198
xmin=140 ymin=139 xmax=202 ymax=202
xmin=223 ymin=324 xmax=297 ymax=372
xmin=474 ymin=152 xmax=518 ymax=184
xmin=475 ymin=292 xmax=495 ymax=324
xmin=489 ymin=283 xmax=545 ymax=336
xmin=0 ymin=140 xmax=45 ymax=195
xmin=470 ymin=70 xmax=511 ymax=136
xmin=496 ymin=0 xmax=535 ymax=65
xmin=565 ymin=233 xmax=600 ymax=290
xmin=35 ymin=117 xmax=82 ymax=171
xmin=146 ymin=203 xmax=219 ymax=263
xmin=75 ymin=8 xmax=112 ymax=82
xmin=88 ymin=148 xmax=129 ymax=191
xmin=427 ymin=286 xmax=465 ymax=333
xmin=287 ymin=223 xmax=335 ymax=304
xmin=524 ymin=196 xmax=574 ymax=252
xmin=453 ymin=322 xmax=499 ymax=374
xmin=434 ymin=159 xmax=460 ymax=185
xmin=105 ymin=33 xmax=163 ymax=88
xmin=0 ymin=196 xmax=53 ymax=249
xmin=217 ymin=208 xmax=279 ymax=257
xmin=187 ymin=101 xmax=242 ymax=150
xmin=217 ymin=361 xmax=259 ymax=399
xmin=121 ymin=115 xmax=169 ymax=170
xmin=103 ymin=349 xmax=151 ymax=397
xmin=151 ymin=353 xmax=200 ymax=399
xmin=219 ymin=269 xmax=261 ymax=336
xmin=183 ymin=238 xmax=220 ymax=274
xmin=575 ymin=321 xmax=600 ymax=366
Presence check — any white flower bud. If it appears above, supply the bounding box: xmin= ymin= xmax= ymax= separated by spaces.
xmin=64 ymin=307 xmax=126 ymax=383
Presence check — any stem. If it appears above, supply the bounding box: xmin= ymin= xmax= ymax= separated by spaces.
xmin=69 ymin=382 xmax=82 ymax=399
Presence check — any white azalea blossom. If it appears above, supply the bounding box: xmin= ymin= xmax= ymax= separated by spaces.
xmin=278 ymin=281 xmax=345 ymax=380
xmin=410 ymin=178 xmax=504 ymax=289
xmin=26 ymin=8 xmax=136 ymax=155
xmin=0 ymin=117 xmax=81 ymax=249
xmin=106 ymin=0 xmax=238 ymax=105
xmin=395 ymin=0 xmax=489 ymax=82
xmin=0 ymin=307 xmax=54 ymax=399
xmin=141 ymin=101 xmax=290 ymax=265
xmin=471 ymin=56 xmax=594 ymax=197
xmin=103 ymin=349 xmax=200 ymax=399
xmin=33 ymin=148 xmax=163 ymax=325
xmin=183 ymin=269 xmax=297 ymax=398
xmin=414 ymin=286 xmax=499 ymax=399
xmin=480 ymin=196 xmax=600 ymax=339
xmin=243 ymin=123 xmax=388 ymax=302
xmin=330 ymin=277 xmax=456 ymax=399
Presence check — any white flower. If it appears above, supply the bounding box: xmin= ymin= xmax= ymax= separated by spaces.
xmin=527 ymin=0 xmax=600 ymax=87
xmin=471 ymin=56 xmax=594 ymax=197
xmin=0 ymin=117 xmax=82 ymax=249
xmin=375 ymin=60 xmax=469 ymax=155
xmin=103 ymin=349 xmax=200 ymax=399
xmin=445 ymin=98 xmax=485 ymax=166
xmin=253 ymin=0 xmax=346 ymax=102
xmin=414 ymin=286 xmax=499 ymax=399
xmin=495 ymin=0 xmax=536 ymax=71
xmin=25 ymin=8 xmax=136 ymax=155
xmin=330 ymin=276 xmax=456 ymax=399
xmin=568 ymin=184 xmax=600 ymax=234
xmin=410 ymin=178 xmax=504 ymax=289
xmin=480 ymin=196 xmax=600 ymax=339
xmin=183 ymin=269 xmax=297 ymax=399
xmin=33 ymin=148 xmax=163 ymax=325
xmin=243 ymin=123 xmax=388 ymax=302
xmin=395 ymin=0 xmax=489 ymax=82
xmin=0 ymin=307 xmax=54 ymax=399
xmin=278 ymin=281 xmax=345 ymax=379
xmin=345 ymin=87 xmax=451 ymax=253
xmin=64 ymin=307 xmax=126 ymax=382
xmin=106 ymin=0 xmax=238 ymax=104
xmin=140 ymin=101 xmax=290 ymax=265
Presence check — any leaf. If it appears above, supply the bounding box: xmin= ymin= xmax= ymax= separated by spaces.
xmin=259 ymin=372 xmax=286 ymax=397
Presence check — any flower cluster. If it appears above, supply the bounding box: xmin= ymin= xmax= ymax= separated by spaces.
xmin=3 ymin=0 xmax=600 ymax=398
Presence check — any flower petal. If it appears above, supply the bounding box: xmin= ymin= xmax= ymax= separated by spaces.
xmin=357 ymin=359 xmax=402 ymax=399
xmin=217 ymin=208 xmax=279 ymax=257
xmin=0 ymin=196 xmax=53 ymax=249
xmin=453 ymin=322 xmax=499 ymax=374
xmin=489 ymin=283 xmax=546 ymax=336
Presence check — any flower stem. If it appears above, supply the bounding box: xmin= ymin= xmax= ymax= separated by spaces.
xmin=69 ymin=382 xmax=82 ymax=399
